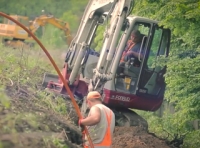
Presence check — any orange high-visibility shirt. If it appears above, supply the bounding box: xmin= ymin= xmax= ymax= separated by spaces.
xmin=120 ymin=41 xmax=135 ymax=62
xmin=84 ymin=104 xmax=115 ymax=148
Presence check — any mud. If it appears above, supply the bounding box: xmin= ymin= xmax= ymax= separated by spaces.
xmin=112 ymin=126 xmax=175 ymax=148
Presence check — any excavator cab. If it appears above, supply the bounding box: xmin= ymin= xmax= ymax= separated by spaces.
xmin=103 ymin=16 xmax=171 ymax=111
xmin=42 ymin=16 xmax=170 ymax=112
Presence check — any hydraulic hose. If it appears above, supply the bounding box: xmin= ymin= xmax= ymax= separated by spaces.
xmin=0 ymin=12 xmax=94 ymax=148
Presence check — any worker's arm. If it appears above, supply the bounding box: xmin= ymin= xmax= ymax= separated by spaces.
xmin=125 ymin=43 xmax=144 ymax=59
xmin=127 ymin=50 xmax=144 ymax=59
xmin=80 ymin=106 xmax=101 ymax=126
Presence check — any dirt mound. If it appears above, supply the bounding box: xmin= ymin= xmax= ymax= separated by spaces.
xmin=112 ymin=126 xmax=173 ymax=148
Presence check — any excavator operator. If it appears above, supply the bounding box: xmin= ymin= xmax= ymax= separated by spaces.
xmin=79 ymin=91 xmax=115 ymax=148
xmin=117 ymin=30 xmax=145 ymax=76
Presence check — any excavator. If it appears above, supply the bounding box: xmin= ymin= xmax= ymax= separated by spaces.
xmin=0 ymin=14 xmax=72 ymax=48
xmin=0 ymin=15 xmax=34 ymax=48
xmin=42 ymin=0 xmax=171 ymax=128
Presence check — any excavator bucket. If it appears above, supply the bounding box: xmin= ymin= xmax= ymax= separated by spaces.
xmin=42 ymin=72 xmax=69 ymax=95
xmin=42 ymin=72 xmax=59 ymax=88
xmin=42 ymin=64 xmax=88 ymax=100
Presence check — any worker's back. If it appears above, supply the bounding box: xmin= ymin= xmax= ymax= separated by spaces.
xmin=85 ymin=104 xmax=115 ymax=147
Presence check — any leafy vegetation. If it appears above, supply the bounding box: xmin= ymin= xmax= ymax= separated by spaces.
xmin=131 ymin=0 xmax=200 ymax=147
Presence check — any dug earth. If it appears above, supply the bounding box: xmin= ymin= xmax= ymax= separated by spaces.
xmin=112 ymin=126 xmax=175 ymax=148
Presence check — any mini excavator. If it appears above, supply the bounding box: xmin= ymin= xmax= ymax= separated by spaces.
xmin=42 ymin=0 xmax=171 ymax=128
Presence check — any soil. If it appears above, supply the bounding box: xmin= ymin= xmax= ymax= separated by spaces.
xmin=112 ymin=127 xmax=174 ymax=148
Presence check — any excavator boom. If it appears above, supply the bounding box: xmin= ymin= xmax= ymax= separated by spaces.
xmin=65 ymin=0 xmax=134 ymax=85
xmin=29 ymin=15 xmax=72 ymax=46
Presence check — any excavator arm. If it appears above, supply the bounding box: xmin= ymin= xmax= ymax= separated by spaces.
xmin=65 ymin=0 xmax=134 ymax=87
xmin=29 ymin=15 xmax=72 ymax=46
xmin=88 ymin=0 xmax=134 ymax=92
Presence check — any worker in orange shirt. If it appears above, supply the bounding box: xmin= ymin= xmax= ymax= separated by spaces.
xmin=79 ymin=91 xmax=115 ymax=148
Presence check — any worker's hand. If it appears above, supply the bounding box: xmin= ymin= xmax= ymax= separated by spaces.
xmin=78 ymin=118 xmax=85 ymax=132
xmin=78 ymin=119 xmax=83 ymax=126
xmin=126 ymin=51 xmax=133 ymax=56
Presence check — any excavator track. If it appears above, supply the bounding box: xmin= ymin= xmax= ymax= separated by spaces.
xmin=3 ymin=39 xmax=34 ymax=49
xmin=112 ymin=108 xmax=148 ymax=130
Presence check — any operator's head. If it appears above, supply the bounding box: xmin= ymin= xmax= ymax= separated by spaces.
xmin=131 ymin=30 xmax=142 ymax=43
xmin=86 ymin=91 xmax=102 ymax=108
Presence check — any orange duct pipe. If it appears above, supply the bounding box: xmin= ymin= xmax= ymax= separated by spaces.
xmin=0 ymin=12 xmax=94 ymax=148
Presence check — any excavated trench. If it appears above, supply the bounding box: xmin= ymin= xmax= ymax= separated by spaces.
xmin=55 ymin=94 xmax=175 ymax=148
xmin=1 ymin=85 xmax=83 ymax=148
xmin=1 ymin=85 xmax=175 ymax=148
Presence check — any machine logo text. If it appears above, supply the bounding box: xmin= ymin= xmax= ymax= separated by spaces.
xmin=111 ymin=95 xmax=130 ymax=102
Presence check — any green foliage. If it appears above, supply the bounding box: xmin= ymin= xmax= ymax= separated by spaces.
xmin=0 ymin=0 xmax=71 ymax=18
xmin=40 ymin=25 xmax=67 ymax=48
xmin=37 ymin=91 xmax=68 ymax=115
xmin=136 ymin=109 xmax=200 ymax=148
xmin=136 ymin=111 xmax=167 ymax=137
xmin=92 ymin=25 xmax=105 ymax=51
xmin=61 ymin=11 xmax=80 ymax=33
xmin=60 ymin=0 xmax=88 ymax=33
xmin=0 ymin=88 xmax=10 ymax=109
xmin=184 ymin=130 xmax=200 ymax=147
xmin=131 ymin=0 xmax=200 ymax=147
xmin=52 ymin=138 xmax=69 ymax=148
xmin=132 ymin=0 xmax=200 ymax=48
xmin=0 ymin=47 xmax=52 ymax=90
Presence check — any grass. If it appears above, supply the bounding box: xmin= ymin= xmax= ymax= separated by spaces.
xmin=0 ymin=45 xmax=81 ymax=148
xmin=134 ymin=108 xmax=200 ymax=148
